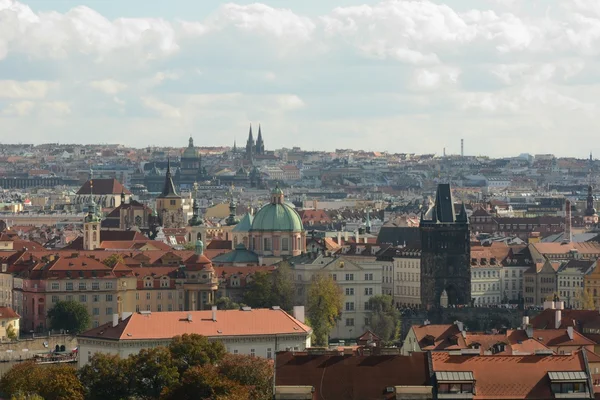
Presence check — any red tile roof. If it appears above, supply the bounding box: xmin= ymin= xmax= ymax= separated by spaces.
xmin=275 ymin=351 xmax=430 ymax=400
xmin=431 ymin=351 xmax=588 ymax=399
xmin=79 ymin=308 xmax=312 ymax=340
xmin=0 ymin=307 xmax=19 ymax=319
xmin=76 ymin=178 xmax=131 ymax=195
xmin=411 ymin=324 xmax=466 ymax=350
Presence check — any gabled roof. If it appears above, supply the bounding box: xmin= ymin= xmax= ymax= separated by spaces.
xmin=0 ymin=307 xmax=19 ymax=319
xmin=76 ymin=178 xmax=131 ymax=195
xmin=411 ymin=324 xmax=466 ymax=350
xmin=79 ymin=308 xmax=312 ymax=341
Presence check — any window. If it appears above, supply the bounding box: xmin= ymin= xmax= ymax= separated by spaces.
xmin=157 ymin=292 xmax=162 ymax=300
xmin=345 ymin=302 xmax=354 ymax=311
xmin=146 ymin=293 xmax=151 ymax=300
xmin=144 ymin=279 xmax=153 ymax=288
xmin=136 ymin=305 xmax=140 ymax=312
xmin=160 ymin=279 xmax=169 ymax=288
xmin=263 ymin=238 xmax=271 ymax=251
xmin=345 ymin=318 xmax=354 ymax=326
xmin=51 ymin=295 xmax=59 ymax=303
xmin=365 ymin=288 xmax=373 ymax=296
xmin=93 ymin=308 xmax=99 ymax=316
xmin=92 ymin=282 xmax=99 ymax=290
xmin=93 ymin=321 xmax=99 ymax=328
xmin=105 ymin=282 xmax=113 ymax=290
xmin=135 ymin=293 xmax=139 ymax=300
xmin=157 ymin=304 xmax=162 ymax=312
xmin=267 ymin=348 xmax=273 ymax=358
xmin=79 ymin=295 xmax=87 ymax=302
xmin=106 ymin=307 xmax=113 ymax=315
xmin=250 ymin=349 xmax=255 ymax=357
xmin=51 ymin=282 xmax=60 ymax=291
xmin=345 ymin=288 xmax=354 ymax=296
xmin=332 ymin=274 xmax=337 ymax=281
xmin=233 ymin=349 xmax=238 ymax=354
xmin=281 ymin=238 xmax=289 ymax=252
xmin=364 ymin=317 xmax=370 ymax=326
xmin=146 ymin=305 xmax=151 ymax=311
xmin=170 ymin=200 xmax=176 ymax=206
xmin=365 ymin=301 xmax=371 ymax=311
xmin=66 ymin=295 xmax=73 ymax=301
xmin=65 ymin=282 xmax=73 ymax=291
xmin=106 ymin=294 xmax=113 ymax=302
xmin=79 ymin=282 xmax=86 ymax=291
xmin=365 ymin=273 xmax=373 ymax=281
xmin=168 ymin=304 xmax=173 ymax=311
xmin=345 ymin=274 xmax=354 ymax=281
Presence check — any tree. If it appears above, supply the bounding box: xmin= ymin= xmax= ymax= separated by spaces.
xmin=215 ymin=297 xmax=241 ymax=310
xmin=182 ymin=242 xmax=196 ymax=251
xmin=575 ymin=288 xmax=595 ymax=310
xmin=130 ymin=347 xmax=179 ymax=399
xmin=102 ymin=253 xmax=125 ymax=268
xmin=168 ymin=334 xmax=226 ymax=374
xmin=218 ymin=354 xmax=273 ymax=400
xmin=243 ymin=272 xmax=275 ymax=309
xmin=271 ymin=262 xmax=295 ymax=312
xmin=79 ymin=353 xmax=134 ymax=400
xmin=6 ymin=323 xmax=17 ymax=341
xmin=160 ymin=365 xmax=249 ymax=400
xmin=0 ymin=362 xmax=83 ymax=400
xmin=10 ymin=394 xmax=44 ymax=400
xmin=367 ymin=295 xmax=401 ymax=343
xmin=47 ymin=300 xmax=91 ymax=334
xmin=306 ymin=274 xmax=343 ymax=346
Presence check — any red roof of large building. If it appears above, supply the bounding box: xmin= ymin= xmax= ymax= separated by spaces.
xmin=79 ymin=308 xmax=312 ymax=341
xmin=76 ymin=178 xmax=131 ymax=195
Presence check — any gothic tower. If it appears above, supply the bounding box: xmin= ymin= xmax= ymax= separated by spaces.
xmin=420 ymin=183 xmax=470 ymax=308
xmin=245 ymin=124 xmax=255 ymax=159
xmin=256 ymin=124 xmax=265 ymax=155
xmin=156 ymin=159 xmax=185 ymax=228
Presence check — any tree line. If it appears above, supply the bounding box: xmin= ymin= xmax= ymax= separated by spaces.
xmin=0 ymin=334 xmax=273 ymax=400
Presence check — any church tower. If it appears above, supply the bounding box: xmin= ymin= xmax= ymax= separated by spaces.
xmin=156 ymin=159 xmax=184 ymax=228
xmin=83 ymin=169 xmax=101 ymax=250
xmin=420 ymin=183 xmax=470 ymax=308
xmin=245 ymin=124 xmax=255 ymax=159
xmin=256 ymin=124 xmax=265 ymax=155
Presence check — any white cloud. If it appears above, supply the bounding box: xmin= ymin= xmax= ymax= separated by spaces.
xmin=141 ymin=96 xmax=181 ymax=118
xmin=2 ymin=100 xmax=35 ymax=116
xmin=0 ymin=81 xmax=55 ymax=99
xmin=89 ymin=79 xmax=127 ymax=95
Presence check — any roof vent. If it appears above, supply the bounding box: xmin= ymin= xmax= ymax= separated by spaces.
xmin=140 ymin=310 xmax=151 ymax=315
xmin=272 ymin=306 xmax=281 ymax=310
xmin=187 ymin=313 xmax=192 ymax=322
xmin=241 ymin=306 xmax=252 ymax=311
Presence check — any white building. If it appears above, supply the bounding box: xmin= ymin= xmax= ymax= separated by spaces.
xmin=392 ymin=248 xmax=421 ymax=307
xmin=77 ymin=307 xmax=311 ymax=367
xmin=292 ymin=255 xmax=382 ymax=340
xmin=556 ymin=260 xmax=595 ymax=308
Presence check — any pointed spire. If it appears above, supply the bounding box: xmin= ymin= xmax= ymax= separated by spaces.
xmin=160 ymin=158 xmax=179 ymax=198
xmin=233 ymin=139 xmax=237 ymax=153
xmin=248 ymin=123 xmax=253 ymax=141
xmin=257 ymin=124 xmax=262 ymax=140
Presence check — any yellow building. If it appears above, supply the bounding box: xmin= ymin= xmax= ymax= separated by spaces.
xmin=585 ymin=261 xmax=600 ymax=309
xmin=0 ymin=307 xmax=19 ymax=340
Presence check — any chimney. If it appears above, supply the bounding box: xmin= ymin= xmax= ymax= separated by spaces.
xmin=355 ymin=231 xmax=360 ymax=244
xmin=344 ymin=232 xmax=349 ymax=241
xmin=337 ymin=231 xmax=342 ymax=246
xmin=556 ymin=301 xmax=565 ymax=310
xmin=543 ymin=301 xmax=555 ymax=310
xmin=522 ymin=316 xmax=530 ymax=329
xmin=211 ymin=305 xmax=217 ymax=322
xmin=112 ymin=314 xmax=118 ymax=328
xmin=555 ymin=310 xmax=562 ymax=330
xmin=567 ymin=326 xmax=574 ymax=340
xmin=121 ymin=311 xmax=132 ymax=321
xmin=293 ymin=305 xmax=305 ymax=324
xmin=187 ymin=313 xmax=193 ymax=322
xmin=526 ymin=325 xmax=533 ymax=338
xmin=258 ymin=256 xmax=264 ymax=266
xmin=424 ymin=319 xmax=430 ymax=326
xmin=454 ymin=320 xmax=464 ymax=332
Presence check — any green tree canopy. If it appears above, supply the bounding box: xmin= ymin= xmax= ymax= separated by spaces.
xmin=367 ymin=294 xmax=401 ymax=342
xmin=271 ymin=262 xmax=294 ymax=312
xmin=0 ymin=362 xmax=84 ymax=400
xmin=47 ymin=300 xmax=91 ymax=334
xmin=576 ymin=288 xmax=595 ymax=310
xmin=215 ymin=297 xmax=241 ymax=310
xmin=243 ymin=272 xmax=274 ymax=309
xmin=168 ymin=334 xmax=226 ymax=374
xmin=130 ymin=347 xmax=179 ymax=400
xmin=79 ymin=353 xmax=134 ymax=400
xmin=218 ymin=354 xmax=273 ymax=400
xmin=243 ymin=264 xmax=295 ymax=312
xmin=102 ymin=253 xmax=125 ymax=268
xmin=6 ymin=323 xmax=17 ymax=341
xmin=306 ymin=274 xmax=343 ymax=346
xmin=160 ymin=365 xmax=249 ymax=400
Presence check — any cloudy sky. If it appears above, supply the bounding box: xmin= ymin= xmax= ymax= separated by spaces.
xmin=1 ymin=0 xmax=600 ymax=156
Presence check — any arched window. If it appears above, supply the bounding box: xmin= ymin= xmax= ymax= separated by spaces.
xmin=197 ymin=232 xmax=202 ymax=241
xmin=92 ymin=232 xmax=97 ymax=241
xmin=233 ymin=236 xmax=238 ymax=246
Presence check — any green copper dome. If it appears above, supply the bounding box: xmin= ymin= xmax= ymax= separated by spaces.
xmin=250 ymin=203 xmax=303 ymax=232
xmin=182 ymin=137 xmax=198 ymax=159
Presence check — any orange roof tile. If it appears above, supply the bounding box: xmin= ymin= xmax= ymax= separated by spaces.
xmin=79 ymin=308 xmax=312 ymax=340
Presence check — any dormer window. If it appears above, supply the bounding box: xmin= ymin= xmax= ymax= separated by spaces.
xmin=144 ymin=277 xmax=153 ymax=288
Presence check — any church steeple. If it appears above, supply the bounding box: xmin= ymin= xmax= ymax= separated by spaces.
xmin=159 ymin=158 xmax=179 ymax=198
xmin=256 ymin=124 xmax=265 ymax=155
xmin=246 ymin=124 xmax=255 ymax=159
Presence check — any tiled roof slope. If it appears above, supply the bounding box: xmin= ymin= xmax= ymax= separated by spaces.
xmin=79 ymin=308 xmax=312 ymax=341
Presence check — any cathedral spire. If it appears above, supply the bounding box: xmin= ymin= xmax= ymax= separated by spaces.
xmin=248 ymin=123 xmax=254 ymax=142
xmin=160 ymin=158 xmax=179 ymax=197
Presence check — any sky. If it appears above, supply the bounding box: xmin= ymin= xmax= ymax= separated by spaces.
xmin=1 ymin=0 xmax=600 ymax=157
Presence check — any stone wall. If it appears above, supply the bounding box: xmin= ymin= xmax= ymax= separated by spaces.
xmin=0 ymin=335 xmax=78 ymax=361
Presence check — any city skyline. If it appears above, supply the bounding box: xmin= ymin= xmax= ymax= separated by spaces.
xmin=1 ymin=0 xmax=600 ymax=156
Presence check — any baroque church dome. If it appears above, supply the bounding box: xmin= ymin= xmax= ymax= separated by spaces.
xmin=182 ymin=137 xmax=199 ymax=159
xmin=250 ymin=186 xmax=303 ymax=232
